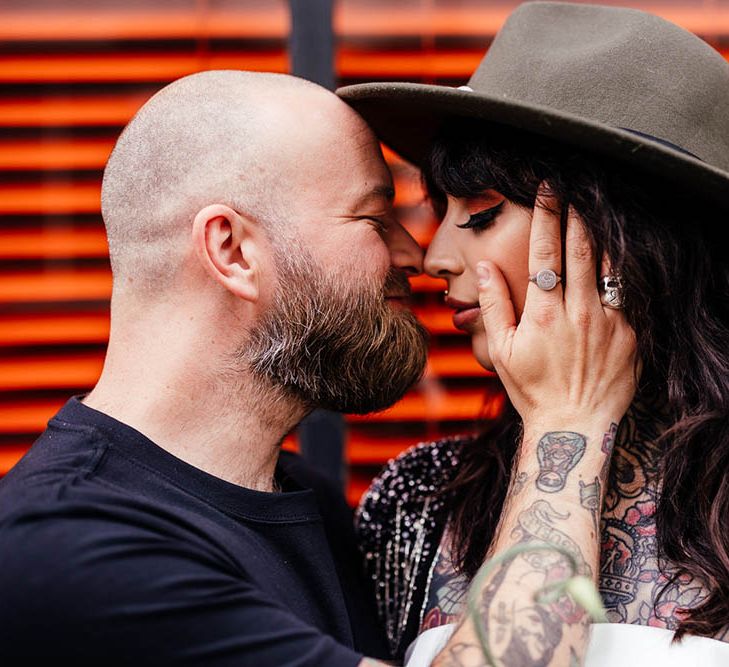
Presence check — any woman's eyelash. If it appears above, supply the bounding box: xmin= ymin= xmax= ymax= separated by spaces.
xmin=456 ymin=201 xmax=505 ymax=231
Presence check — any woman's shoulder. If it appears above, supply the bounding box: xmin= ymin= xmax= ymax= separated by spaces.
xmin=357 ymin=434 xmax=473 ymax=523
xmin=355 ymin=434 xmax=476 ymax=656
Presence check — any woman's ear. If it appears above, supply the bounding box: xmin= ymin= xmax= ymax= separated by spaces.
xmin=191 ymin=204 xmax=261 ymax=303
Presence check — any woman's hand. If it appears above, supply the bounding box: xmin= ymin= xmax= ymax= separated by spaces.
xmin=476 ymin=185 xmax=638 ymax=431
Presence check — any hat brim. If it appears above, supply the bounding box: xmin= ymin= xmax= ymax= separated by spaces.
xmin=337 ymin=82 xmax=729 ymax=212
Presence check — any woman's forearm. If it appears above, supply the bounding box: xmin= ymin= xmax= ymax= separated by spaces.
xmin=434 ymin=419 xmax=616 ymax=667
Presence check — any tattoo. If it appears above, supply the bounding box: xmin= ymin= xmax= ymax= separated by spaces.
xmin=569 ymin=646 xmax=581 ymax=667
xmin=514 ymin=501 xmax=591 ymax=577
xmin=579 ymin=477 xmax=601 ymax=535
xmin=451 ymin=500 xmax=593 ymax=667
xmin=597 ymin=397 xmax=728 ymax=637
xmin=512 ymin=471 xmax=529 ymax=496
xmin=599 ymin=422 xmax=619 ymax=480
xmin=536 ymin=431 xmax=586 ymax=492
xmin=421 ymin=530 xmax=470 ymax=632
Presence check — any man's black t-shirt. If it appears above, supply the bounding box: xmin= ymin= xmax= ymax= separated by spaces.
xmin=0 ymin=398 xmax=386 ymax=665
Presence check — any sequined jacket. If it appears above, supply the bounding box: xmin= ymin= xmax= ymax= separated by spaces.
xmin=355 ymin=436 xmax=473 ymax=659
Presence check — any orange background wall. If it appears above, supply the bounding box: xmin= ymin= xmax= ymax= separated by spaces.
xmin=1 ymin=0 xmax=728 ymax=505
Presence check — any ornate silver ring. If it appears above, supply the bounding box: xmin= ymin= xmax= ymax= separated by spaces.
xmin=529 ymin=268 xmax=561 ymax=291
xmin=600 ymin=275 xmax=624 ymax=309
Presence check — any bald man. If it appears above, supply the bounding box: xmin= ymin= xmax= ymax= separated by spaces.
xmin=0 ymin=72 xmax=428 ymax=665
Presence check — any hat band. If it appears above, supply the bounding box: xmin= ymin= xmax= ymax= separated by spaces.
xmin=619 ymin=127 xmax=701 ymax=161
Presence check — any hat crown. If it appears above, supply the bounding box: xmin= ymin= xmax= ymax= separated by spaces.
xmin=469 ymin=1 xmax=729 ymax=169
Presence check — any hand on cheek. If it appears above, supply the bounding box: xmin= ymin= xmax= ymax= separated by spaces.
xmin=475 ymin=186 xmax=638 ymax=430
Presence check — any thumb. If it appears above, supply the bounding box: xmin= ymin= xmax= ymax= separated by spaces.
xmin=477 ymin=261 xmax=516 ymax=362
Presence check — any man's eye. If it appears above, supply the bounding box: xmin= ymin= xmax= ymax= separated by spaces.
xmin=367 ymin=217 xmax=388 ymax=232
xmin=456 ymin=201 xmax=505 ymax=233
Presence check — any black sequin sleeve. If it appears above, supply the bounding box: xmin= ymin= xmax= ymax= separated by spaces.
xmin=354 ymin=436 xmax=469 ymax=658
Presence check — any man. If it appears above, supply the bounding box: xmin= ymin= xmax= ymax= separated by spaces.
xmin=0 ymin=71 xmax=428 ymax=665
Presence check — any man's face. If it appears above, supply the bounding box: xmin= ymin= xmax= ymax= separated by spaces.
xmin=244 ymin=239 xmax=428 ymax=414
xmin=242 ymin=103 xmax=428 ymax=413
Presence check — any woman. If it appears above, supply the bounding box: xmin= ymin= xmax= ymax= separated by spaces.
xmin=338 ymin=2 xmax=729 ymax=665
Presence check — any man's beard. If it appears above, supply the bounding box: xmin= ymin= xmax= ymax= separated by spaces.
xmin=241 ymin=243 xmax=429 ymax=415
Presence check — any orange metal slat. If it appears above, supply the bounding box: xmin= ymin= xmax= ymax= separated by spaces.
xmin=428 ymin=348 xmax=489 ymax=378
xmin=0 ymin=183 xmax=100 ymax=215
xmin=347 ymin=433 xmax=465 ymax=465
xmin=338 ymin=49 xmax=483 ymax=78
xmin=348 ymin=388 xmax=503 ymax=423
xmin=412 ymin=305 xmax=461 ymax=334
xmin=0 ymin=139 xmax=115 ymax=171
xmin=0 ymin=269 xmax=112 ymax=304
xmin=0 ymin=9 xmax=288 ymax=42
xmin=0 ymin=313 xmax=110 ymax=347
xmin=0 ymin=398 xmax=66 ymax=433
xmin=0 ymin=227 xmax=108 ymax=260
xmin=411 ymin=274 xmax=447 ymax=293
xmin=335 ymin=5 xmax=729 ymax=37
xmin=0 ymin=53 xmax=287 ymax=84
xmin=0 ymin=95 xmax=152 ymax=127
xmin=0 ymin=352 xmax=103 ymax=391
xmin=0 ymin=445 xmax=30 ymax=476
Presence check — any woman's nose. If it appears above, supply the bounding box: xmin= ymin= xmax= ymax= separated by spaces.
xmin=384 ymin=220 xmax=424 ymax=276
xmin=424 ymin=221 xmax=463 ymax=278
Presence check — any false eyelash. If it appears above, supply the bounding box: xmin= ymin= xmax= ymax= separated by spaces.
xmin=456 ymin=201 xmax=505 ymax=231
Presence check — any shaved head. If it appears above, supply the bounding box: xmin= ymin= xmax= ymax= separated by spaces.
xmin=101 ymin=70 xmax=345 ymax=293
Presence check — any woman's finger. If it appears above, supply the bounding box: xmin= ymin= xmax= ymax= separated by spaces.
xmin=564 ymin=205 xmax=599 ymax=310
xmin=524 ymin=183 xmax=563 ymax=315
xmin=477 ymin=260 xmax=516 ymax=364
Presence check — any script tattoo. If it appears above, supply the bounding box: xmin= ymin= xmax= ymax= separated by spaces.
xmin=536 ymin=431 xmax=586 ymax=492
xmin=579 ymin=477 xmax=601 ymax=536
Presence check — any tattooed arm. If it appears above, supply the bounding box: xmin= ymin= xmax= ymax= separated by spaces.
xmin=432 ymin=422 xmax=616 ymax=667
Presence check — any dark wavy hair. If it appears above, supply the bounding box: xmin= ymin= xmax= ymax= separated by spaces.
xmin=424 ymin=118 xmax=729 ymax=640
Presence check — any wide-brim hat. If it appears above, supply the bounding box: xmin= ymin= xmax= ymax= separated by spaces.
xmin=337 ymin=1 xmax=729 ymax=211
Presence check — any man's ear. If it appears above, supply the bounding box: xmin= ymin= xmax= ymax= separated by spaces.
xmin=191 ymin=204 xmax=261 ymax=303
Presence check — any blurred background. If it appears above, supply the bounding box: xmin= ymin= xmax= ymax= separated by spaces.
xmin=1 ymin=0 xmax=727 ymax=505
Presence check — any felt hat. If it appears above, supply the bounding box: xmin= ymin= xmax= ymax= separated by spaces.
xmin=337 ymin=1 xmax=729 ymax=209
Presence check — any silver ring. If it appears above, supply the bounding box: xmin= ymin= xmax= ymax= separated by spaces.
xmin=600 ymin=275 xmax=624 ymax=309
xmin=529 ymin=268 xmax=561 ymax=291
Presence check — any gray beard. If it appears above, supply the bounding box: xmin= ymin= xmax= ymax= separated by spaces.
xmin=241 ymin=243 xmax=429 ymax=415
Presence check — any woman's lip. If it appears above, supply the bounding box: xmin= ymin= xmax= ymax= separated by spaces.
xmin=452 ymin=306 xmax=481 ymax=331
xmin=445 ymin=296 xmax=478 ymax=310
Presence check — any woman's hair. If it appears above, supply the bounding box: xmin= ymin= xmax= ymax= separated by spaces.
xmin=425 ymin=119 xmax=729 ymax=639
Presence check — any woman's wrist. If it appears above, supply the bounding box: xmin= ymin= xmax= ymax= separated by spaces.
xmin=513 ymin=421 xmax=618 ymax=494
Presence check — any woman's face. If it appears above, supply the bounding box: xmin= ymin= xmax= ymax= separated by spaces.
xmin=424 ymin=189 xmax=532 ymax=371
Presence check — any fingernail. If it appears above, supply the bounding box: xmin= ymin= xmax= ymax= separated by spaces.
xmin=477 ymin=262 xmax=490 ymax=284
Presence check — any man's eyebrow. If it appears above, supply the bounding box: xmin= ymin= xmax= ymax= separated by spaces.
xmin=351 ymin=185 xmax=395 ymax=211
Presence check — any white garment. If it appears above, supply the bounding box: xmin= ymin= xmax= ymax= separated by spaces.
xmin=404 ymin=622 xmax=729 ymax=667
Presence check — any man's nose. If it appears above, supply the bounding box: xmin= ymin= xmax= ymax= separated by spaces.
xmin=385 ymin=220 xmax=424 ymax=276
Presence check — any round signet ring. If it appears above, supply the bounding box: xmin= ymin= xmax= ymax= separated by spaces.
xmin=529 ymin=268 xmax=562 ymax=291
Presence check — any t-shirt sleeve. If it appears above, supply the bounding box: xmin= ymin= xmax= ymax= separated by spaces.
xmin=0 ymin=506 xmax=363 ymax=667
